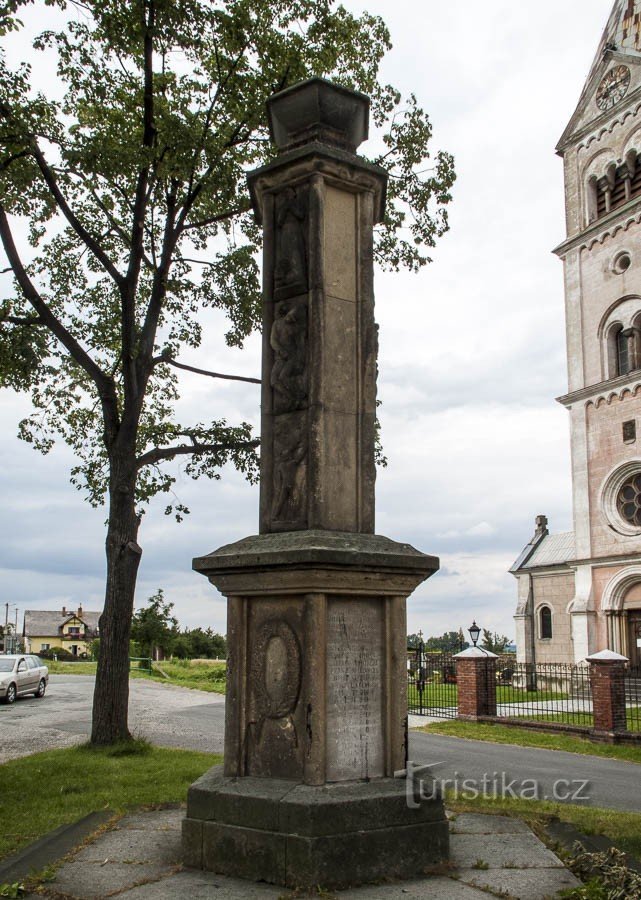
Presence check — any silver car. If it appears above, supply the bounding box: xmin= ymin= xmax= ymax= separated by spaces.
xmin=0 ymin=654 xmax=49 ymax=704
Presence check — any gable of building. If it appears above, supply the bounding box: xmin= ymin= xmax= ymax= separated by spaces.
xmin=24 ymin=609 xmax=101 ymax=638
xmin=558 ymin=1 xmax=641 ymax=152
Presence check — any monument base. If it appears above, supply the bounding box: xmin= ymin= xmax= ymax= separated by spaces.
xmin=182 ymin=766 xmax=449 ymax=889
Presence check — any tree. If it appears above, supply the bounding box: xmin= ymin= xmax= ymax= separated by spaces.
xmin=130 ymin=589 xmax=177 ymax=659
xmin=424 ymin=631 xmax=467 ymax=653
xmin=481 ymin=629 xmax=511 ymax=655
xmin=0 ymin=0 xmax=455 ymax=744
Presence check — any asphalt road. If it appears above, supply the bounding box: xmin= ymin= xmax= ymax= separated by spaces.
xmin=410 ymin=729 xmax=641 ymax=814
xmin=0 ymin=675 xmax=225 ymax=763
xmin=1 ymin=676 xmax=640 ymax=814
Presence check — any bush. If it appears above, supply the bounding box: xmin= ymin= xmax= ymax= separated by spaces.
xmin=39 ymin=646 xmax=76 ymax=661
xmin=563 ymin=842 xmax=641 ymax=899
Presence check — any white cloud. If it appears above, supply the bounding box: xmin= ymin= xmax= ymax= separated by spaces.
xmin=0 ymin=0 xmax=612 ymax=640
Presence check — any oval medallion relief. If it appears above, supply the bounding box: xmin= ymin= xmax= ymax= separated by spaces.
xmin=252 ymin=620 xmax=301 ymax=719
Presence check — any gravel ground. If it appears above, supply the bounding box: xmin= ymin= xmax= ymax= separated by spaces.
xmin=0 ymin=675 xmax=225 ymax=763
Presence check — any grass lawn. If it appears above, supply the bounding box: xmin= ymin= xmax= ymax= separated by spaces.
xmin=45 ymin=660 xmax=98 ymax=675
xmin=417 ymin=719 xmax=641 ymax=764
xmin=447 ymin=793 xmax=641 ymax=860
xmin=512 ymin=709 xmax=641 ymax=732
xmin=0 ymin=743 xmax=221 ymax=862
xmin=44 ymin=658 xmax=227 ymax=694
xmin=408 ymin=683 xmax=567 ymax=709
xmin=143 ymin=659 xmax=226 ymax=693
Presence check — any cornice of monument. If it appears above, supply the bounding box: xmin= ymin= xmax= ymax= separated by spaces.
xmin=247 ymin=142 xmax=388 ymax=225
xmin=193 ymin=529 xmax=439 ymax=576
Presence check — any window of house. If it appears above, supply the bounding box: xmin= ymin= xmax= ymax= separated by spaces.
xmin=540 ymin=606 xmax=553 ymax=640
xmin=41 ymin=643 xmax=50 ymax=651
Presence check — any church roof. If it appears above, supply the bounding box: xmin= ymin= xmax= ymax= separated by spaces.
xmin=558 ymin=1 xmax=641 ymax=151
xmin=588 ymin=0 xmax=641 ymax=83
xmin=511 ymin=531 xmax=575 ymax=572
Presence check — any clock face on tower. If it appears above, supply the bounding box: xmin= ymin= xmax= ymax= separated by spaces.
xmin=596 ymin=65 xmax=631 ymax=111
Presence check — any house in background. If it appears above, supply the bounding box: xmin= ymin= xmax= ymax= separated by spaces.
xmin=513 ymin=0 xmax=641 ymax=666
xmin=23 ymin=605 xmax=101 ymax=657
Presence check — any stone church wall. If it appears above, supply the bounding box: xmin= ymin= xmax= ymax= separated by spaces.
xmin=531 ymin=572 xmax=576 ymax=663
xmin=586 ymin=389 xmax=641 ymax=558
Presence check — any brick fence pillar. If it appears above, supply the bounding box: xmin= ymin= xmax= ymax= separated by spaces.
xmin=586 ymin=649 xmax=629 ymax=737
xmin=454 ymin=648 xmax=498 ymax=720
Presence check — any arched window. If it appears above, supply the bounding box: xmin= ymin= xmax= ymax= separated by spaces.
xmin=618 ymin=327 xmax=631 ymax=375
xmin=539 ymin=606 xmax=552 ymax=640
xmin=592 ymin=150 xmax=641 ymax=220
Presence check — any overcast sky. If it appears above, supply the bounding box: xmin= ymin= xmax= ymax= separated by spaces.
xmin=0 ymin=0 xmax=616 ymax=641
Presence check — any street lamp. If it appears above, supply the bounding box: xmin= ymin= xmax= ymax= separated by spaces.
xmin=468 ymin=620 xmax=481 ymax=648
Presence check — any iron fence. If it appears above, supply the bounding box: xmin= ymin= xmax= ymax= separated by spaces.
xmin=625 ymin=665 xmax=641 ymax=733
xmin=407 ymin=646 xmax=458 ymax=718
xmin=496 ymin=662 xmax=593 ymax=727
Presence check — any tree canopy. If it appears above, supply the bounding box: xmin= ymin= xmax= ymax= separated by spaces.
xmin=0 ymin=0 xmax=455 ymax=743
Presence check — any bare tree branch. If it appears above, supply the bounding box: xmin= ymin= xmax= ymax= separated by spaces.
xmin=157 ymin=356 xmax=261 ymax=384
xmin=137 ymin=438 xmax=259 ymax=469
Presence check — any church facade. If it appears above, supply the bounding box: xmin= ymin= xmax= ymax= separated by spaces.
xmin=513 ymin=0 xmax=641 ymax=666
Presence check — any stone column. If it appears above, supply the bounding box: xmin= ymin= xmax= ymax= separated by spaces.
xmin=587 ymin=649 xmax=628 ymax=737
xmin=249 ymin=79 xmax=384 ymax=536
xmin=183 ymin=78 xmax=447 ymax=890
xmin=454 ymin=648 xmax=498 ymax=720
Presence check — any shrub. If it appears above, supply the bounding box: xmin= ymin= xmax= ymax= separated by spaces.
xmin=563 ymin=842 xmax=641 ymax=899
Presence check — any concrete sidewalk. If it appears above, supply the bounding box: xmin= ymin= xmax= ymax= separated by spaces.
xmin=18 ymin=808 xmax=580 ymax=899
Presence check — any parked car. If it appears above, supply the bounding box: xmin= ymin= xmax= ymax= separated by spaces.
xmin=0 ymin=654 xmax=49 ymax=704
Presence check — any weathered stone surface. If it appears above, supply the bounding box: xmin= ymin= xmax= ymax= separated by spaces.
xmin=449 ymin=832 xmax=564 ymax=869
xmin=202 ymin=822 xmax=286 ymax=885
xmin=326 ymin=599 xmax=384 ymax=780
xmin=450 ymin=813 xmax=531 ymax=834
xmin=267 ymin=77 xmax=370 ymax=152
xmin=456 ymin=867 xmax=581 ymax=899
xmin=193 ymin=529 xmax=438 ymax=576
xmin=183 ymin=772 xmax=449 ymax=890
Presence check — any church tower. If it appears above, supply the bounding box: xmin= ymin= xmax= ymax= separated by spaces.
xmin=513 ymin=0 xmax=641 ymax=665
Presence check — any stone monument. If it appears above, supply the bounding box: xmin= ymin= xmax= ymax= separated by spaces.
xmin=182 ymin=77 xmax=448 ymax=889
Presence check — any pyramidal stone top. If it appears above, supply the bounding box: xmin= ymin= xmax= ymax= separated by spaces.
xmin=267 ymin=77 xmax=370 ymax=153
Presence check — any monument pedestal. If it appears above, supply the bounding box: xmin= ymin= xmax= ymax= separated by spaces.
xmin=183 ymin=768 xmax=448 ymax=889
xmin=184 ymin=530 xmax=447 ymax=888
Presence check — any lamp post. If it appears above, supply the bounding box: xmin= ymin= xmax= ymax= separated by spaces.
xmin=468 ymin=620 xmax=481 ymax=648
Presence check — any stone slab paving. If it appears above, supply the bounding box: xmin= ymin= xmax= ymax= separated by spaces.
xmin=37 ymin=808 xmax=581 ymax=900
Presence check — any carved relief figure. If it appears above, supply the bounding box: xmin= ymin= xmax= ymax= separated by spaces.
xmin=272 ymin=414 xmax=307 ymax=523
xmin=274 ymin=185 xmax=308 ymax=299
xmin=270 ymin=299 xmax=308 ymax=414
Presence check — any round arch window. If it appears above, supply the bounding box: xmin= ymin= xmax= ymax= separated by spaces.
xmin=617 ymin=472 xmax=641 ymax=527
xmin=612 ymin=251 xmax=632 ymax=275
xmin=539 ymin=606 xmax=552 ymax=640
xmin=602 ymin=461 xmax=641 ymax=535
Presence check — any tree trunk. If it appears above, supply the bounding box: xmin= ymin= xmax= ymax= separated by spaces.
xmin=91 ymin=454 xmax=142 ymax=745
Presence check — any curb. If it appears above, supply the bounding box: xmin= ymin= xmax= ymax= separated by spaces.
xmin=0 ymin=809 xmax=114 ymax=884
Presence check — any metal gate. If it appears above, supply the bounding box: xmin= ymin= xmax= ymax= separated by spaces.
xmin=407 ymin=642 xmax=458 ymax=718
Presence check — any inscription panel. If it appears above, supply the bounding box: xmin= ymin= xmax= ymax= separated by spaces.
xmin=326 ymin=598 xmax=384 ymax=781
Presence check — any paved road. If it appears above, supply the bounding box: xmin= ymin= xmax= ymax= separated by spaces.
xmin=0 ymin=675 xmax=225 ymax=763
xmin=2 ymin=677 xmax=640 ymax=815
xmin=410 ymin=729 xmax=641 ymax=814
